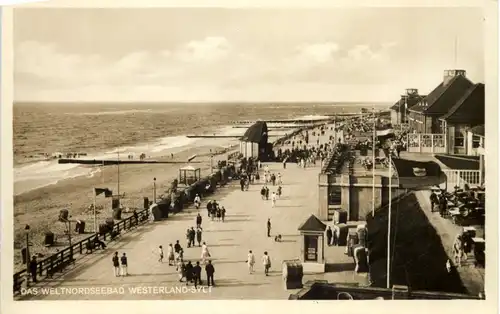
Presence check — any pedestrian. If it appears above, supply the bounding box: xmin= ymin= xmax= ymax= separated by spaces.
xmin=196 ymin=213 xmax=202 ymax=229
xmin=133 ymin=210 xmax=139 ymax=226
xmin=240 ymin=177 xmax=245 ymax=191
xmin=247 ymin=250 xmax=255 ymax=273
xmin=112 ymin=252 xmax=120 ymax=277
xmin=430 ymin=191 xmax=438 ymax=212
xmin=207 ymin=200 xmax=213 ymax=217
xmin=217 ymin=207 xmax=222 ymax=221
xmin=167 ymin=243 xmax=175 ymax=266
xmin=271 ymin=192 xmax=277 ymax=207
xmin=262 ymin=251 xmax=271 ymax=276
xmin=277 ymin=185 xmax=282 ymax=199
xmin=283 ymin=159 xmax=287 ymax=169
xmin=271 ymin=173 xmax=276 ymax=186
xmin=277 ymin=173 xmax=282 ymax=185
xmin=29 ymin=256 xmax=38 ymax=283
xmin=267 ymin=219 xmax=271 ymax=237
xmin=194 ymin=194 xmax=201 ymax=210
xmin=196 ymin=228 xmax=203 ymax=247
xmin=193 ymin=261 xmax=202 ymax=287
xmin=221 ymin=207 xmax=226 ymax=222
xmin=174 ymin=240 xmax=182 ymax=254
xmin=185 ymin=261 xmax=194 ymax=285
xmin=326 ymin=226 xmax=333 ymax=246
xmin=177 ymin=260 xmax=186 ymax=282
xmin=120 ymin=253 xmax=128 ymax=276
xmin=260 ymin=186 xmax=266 ymax=200
xmin=158 ymin=245 xmax=164 ymax=263
xmin=265 ymin=187 xmax=270 ymax=200
xmin=186 ymin=228 xmax=192 ymax=248
xmin=189 ymin=227 xmax=196 ymax=247
xmin=201 ymin=242 xmax=211 ymax=265
xmin=332 ymin=227 xmax=338 ymax=246
xmin=205 ymin=260 xmax=215 ymax=286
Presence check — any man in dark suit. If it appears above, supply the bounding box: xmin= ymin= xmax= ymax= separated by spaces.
xmin=29 ymin=256 xmax=38 ymax=283
xmin=193 ymin=261 xmax=202 ymax=288
xmin=196 ymin=214 xmax=202 ymax=229
xmin=185 ymin=261 xmax=194 ymax=286
xmin=205 ymin=260 xmax=215 ymax=286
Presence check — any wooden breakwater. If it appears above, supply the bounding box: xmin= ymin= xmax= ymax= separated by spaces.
xmin=58 ymin=159 xmax=203 ymax=165
xmin=185 ymin=135 xmax=241 ymax=139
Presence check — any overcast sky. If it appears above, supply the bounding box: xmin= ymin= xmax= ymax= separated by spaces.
xmin=14 ymin=7 xmax=484 ymax=103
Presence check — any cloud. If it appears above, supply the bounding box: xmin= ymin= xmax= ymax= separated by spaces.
xmin=296 ymin=42 xmax=340 ymax=63
xmin=15 ymin=38 xmax=402 ymax=102
xmin=176 ymin=36 xmax=231 ymax=63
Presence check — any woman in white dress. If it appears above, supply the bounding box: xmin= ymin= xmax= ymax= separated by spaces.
xmin=247 ymin=250 xmax=255 ymax=274
xmin=200 ymin=242 xmax=211 ymax=265
xmin=167 ymin=243 xmax=175 ymax=266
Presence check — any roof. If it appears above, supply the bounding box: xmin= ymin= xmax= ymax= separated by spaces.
xmin=408 ymin=75 xmax=474 ymax=115
xmin=180 ymin=165 xmax=198 ymax=171
xmin=470 ymin=124 xmax=485 ymax=136
xmin=440 ymin=83 xmax=484 ymax=126
xmin=240 ymin=121 xmax=268 ymax=143
xmin=434 ymin=154 xmax=480 ymax=170
xmin=391 ymin=95 xmax=423 ymax=112
xmin=298 ymin=214 xmax=326 ymax=232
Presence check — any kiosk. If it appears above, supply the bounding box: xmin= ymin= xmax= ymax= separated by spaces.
xmin=298 ymin=214 xmax=327 ymax=273
xmin=179 ymin=165 xmax=201 ymax=186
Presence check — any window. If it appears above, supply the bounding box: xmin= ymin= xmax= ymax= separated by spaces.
xmin=472 ymin=135 xmax=483 ymax=148
xmin=454 ymin=128 xmax=465 ymax=147
xmin=328 ymin=186 xmax=342 ymax=205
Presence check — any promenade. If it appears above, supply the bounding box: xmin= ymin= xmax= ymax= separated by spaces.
xmin=18 ymin=161 xmax=363 ymax=300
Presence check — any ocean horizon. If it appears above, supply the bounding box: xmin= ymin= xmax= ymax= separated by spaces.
xmin=13 ymin=102 xmax=387 ymax=194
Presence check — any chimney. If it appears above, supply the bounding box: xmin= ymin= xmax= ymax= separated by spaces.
xmin=405 ymin=88 xmax=418 ymax=96
xmin=443 ymin=69 xmax=466 ymax=86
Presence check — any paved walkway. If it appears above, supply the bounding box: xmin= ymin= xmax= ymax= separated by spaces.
xmin=18 ymin=162 xmax=363 ymax=300
xmin=414 ymin=190 xmax=485 ymax=295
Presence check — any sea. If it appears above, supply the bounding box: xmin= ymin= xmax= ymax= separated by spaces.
xmin=13 ymin=102 xmax=389 ymax=195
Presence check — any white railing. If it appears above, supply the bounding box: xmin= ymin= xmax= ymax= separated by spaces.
xmin=442 ymin=169 xmax=481 ymax=191
xmin=407 ymin=133 xmax=447 ymax=154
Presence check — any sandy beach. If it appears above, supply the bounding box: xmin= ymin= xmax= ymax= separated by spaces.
xmin=13 ymin=142 xmax=239 ymax=271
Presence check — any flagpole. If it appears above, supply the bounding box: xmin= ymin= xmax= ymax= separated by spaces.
xmin=117 ymin=148 xmax=120 ymax=208
xmin=93 ymin=188 xmax=97 ymax=233
xmin=387 ymin=151 xmax=392 ymax=289
xmin=372 ymin=107 xmax=376 ymax=216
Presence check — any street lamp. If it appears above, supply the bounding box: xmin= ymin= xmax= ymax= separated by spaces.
xmin=153 ymin=177 xmax=157 ymax=204
xmin=24 ymin=224 xmax=30 ymax=288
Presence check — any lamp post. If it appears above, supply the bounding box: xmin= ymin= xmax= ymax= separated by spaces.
xmin=153 ymin=177 xmax=157 ymax=204
xmin=24 ymin=224 xmax=30 ymax=288
xmin=210 ymin=155 xmax=214 ymax=174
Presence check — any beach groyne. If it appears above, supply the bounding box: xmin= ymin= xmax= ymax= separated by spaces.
xmin=58 ymin=159 xmax=203 ymax=165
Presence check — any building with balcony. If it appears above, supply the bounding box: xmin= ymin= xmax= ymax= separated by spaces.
xmin=407 ymin=70 xmax=474 ymax=133
xmin=439 ymin=83 xmax=485 ymax=155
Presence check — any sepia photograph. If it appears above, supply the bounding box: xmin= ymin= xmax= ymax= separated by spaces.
xmin=3 ymin=0 xmax=496 ymax=305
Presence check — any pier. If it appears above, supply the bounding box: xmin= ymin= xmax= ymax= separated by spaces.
xmin=57 ymin=159 xmax=202 ymax=165
xmin=185 ymin=135 xmax=242 ymax=139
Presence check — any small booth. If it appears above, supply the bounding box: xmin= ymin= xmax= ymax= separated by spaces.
xmin=298 ymin=214 xmax=327 ymax=273
xmin=179 ymin=165 xmax=201 ymax=186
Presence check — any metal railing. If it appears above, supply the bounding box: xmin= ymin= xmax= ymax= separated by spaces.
xmin=13 ymin=207 xmax=150 ymax=294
